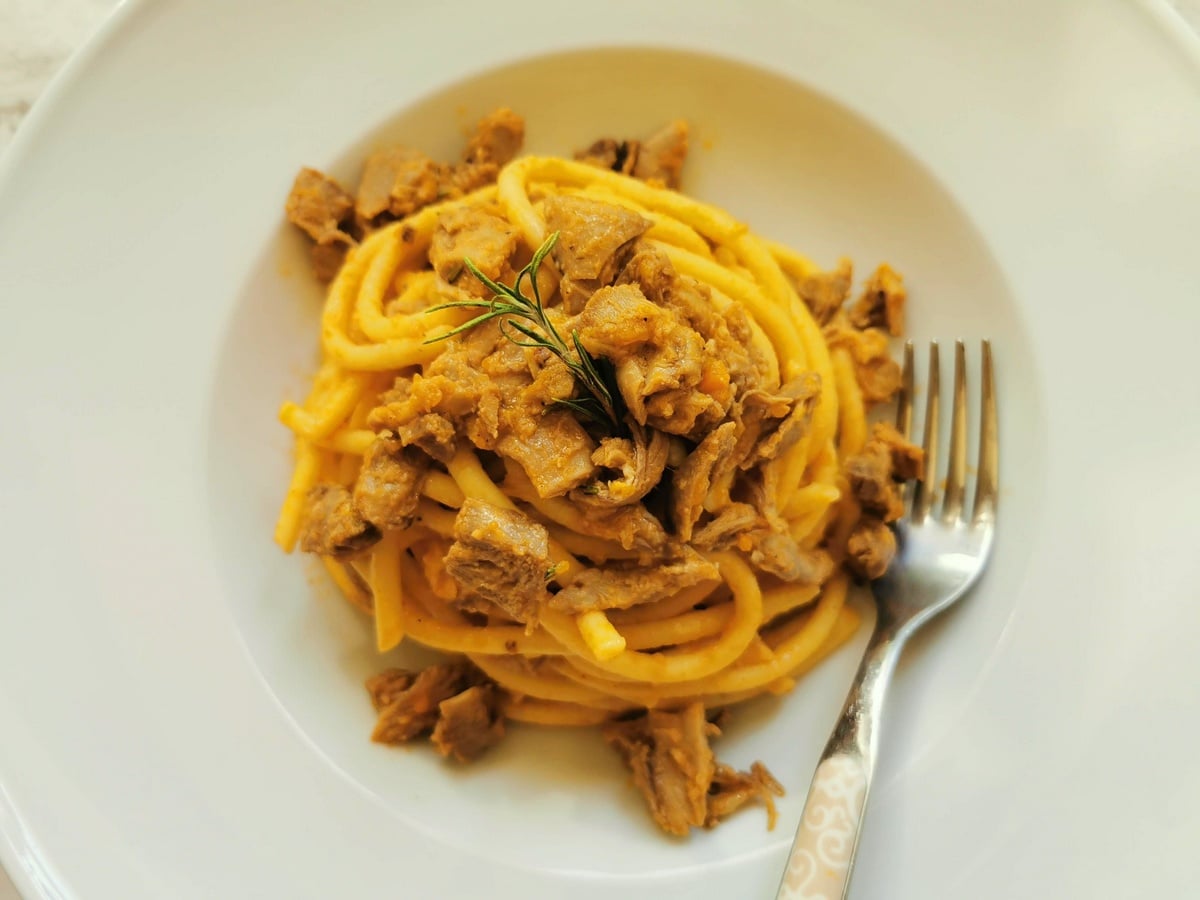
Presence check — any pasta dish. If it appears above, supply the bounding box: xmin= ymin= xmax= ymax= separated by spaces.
xmin=275 ymin=110 xmax=920 ymax=836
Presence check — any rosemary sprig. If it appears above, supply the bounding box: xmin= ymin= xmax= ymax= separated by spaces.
xmin=424 ymin=231 xmax=625 ymax=435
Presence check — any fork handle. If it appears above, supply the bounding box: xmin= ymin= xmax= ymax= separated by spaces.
xmin=775 ymin=615 xmax=904 ymax=900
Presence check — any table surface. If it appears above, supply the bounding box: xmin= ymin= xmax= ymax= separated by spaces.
xmin=2 ymin=0 xmax=1199 ymax=896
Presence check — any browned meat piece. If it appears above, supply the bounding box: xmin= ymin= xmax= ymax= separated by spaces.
xmin=671 ymin=422 xmax=738 ymax=541
xmin=857 ymin=356 xmax=903 ymax=403
xmin=632 ymin=120 xmax=689 ymax=188
xmin=691 ymin=502 xmax=762 ymax=551
xmin=736 ymin=373 xmax=822 ymax=470
xmin=824 ymin=314 xmax=903 ymax=405
xmin=846 ymin=517 xmax=897 ymax=580
xmin=352 ymin=434 xmax=428 ymax=529
xmin=299 ymin=484 xmax=381 ymax=559
xmin=549 ymin=546 xmax=720 ymax=614
xmin=544 ymin=195 xmax=650 ymax=312
xmin=575 ymin=137 xmax=639 ymax=175
xmin=355 ymin=147 xmax=441 ymax=222
xmin=365 ymin=667 xmax=416 ymax=710
xmin=444 ymin=499 xmax=551 ymax=623
xmin=463 ymin=107 xmax=525 ymax=167
xmin=796 ymin=258 xmax=853 ymax=325
xmin=310 ymin=241 xmax=350 ymax=282
xmin=747 ymin=531 xmax=834 ymax=585
xmin=603 ymin=703 xmax=716 ymax=836
xmin=849 ymin=263 xmax=906 ymax=336
xmin=367 ymin=346 xmax=502 ymax=463
xmin=574 ymin=502 xmax=669 ymax=554
xmin=367 ymin=375 xmax=463 ymax=462
xmin=430 ymin=684 xmax=505 ymax=762
xmin=501 ymin=463 xmax=668 ymax=554
xmin=705 ymin=762 xmax=784 ymax=830
xmin=870 ymin=422 xmax=924 ymax=481
xmin=368 ymin=661 xmax=476 ymax=744
xmin=579 ymin=426 xmax=670 ymax=507
xmin=845 ymin=441 xmax=904 ymax=522
xmin=429 ymin=206 xmax=519 ymax=299
xmin=496 ymin=410 xmax=597 ymax=498
xmin=576 ymin=284 xmax=725 ymax=436
xmin=443 ymin=161 xmax=499 ymax=196
xmin=615 ymin=243 xmax=677 ymax=303
xmin=618 ymin=246 xmax=763 ymax=397
xmin=285 ymin=167 xmax=354 ymax=244
xmin=546 ymin=196 xmax=649 ymax=283
xmin=398 ymin=413 xmax=457 ymax=463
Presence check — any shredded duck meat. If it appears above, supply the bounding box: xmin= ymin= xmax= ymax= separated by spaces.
xmin=604 ymin=704 xmax=783 ymax=836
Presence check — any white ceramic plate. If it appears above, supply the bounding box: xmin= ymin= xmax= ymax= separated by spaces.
xmin=3 ymin=1 xmax=1200 ymax=897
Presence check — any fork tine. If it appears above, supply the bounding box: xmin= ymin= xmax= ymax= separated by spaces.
xmin=972 ymin=340 xmax=998 ymax=523
xmin=895 ymin=341 xmax=915 ymax=502
xmin=941 ymin=340 xmax=969 ymax=522
xmin=911 ymin=341 xmax=940 ymax=521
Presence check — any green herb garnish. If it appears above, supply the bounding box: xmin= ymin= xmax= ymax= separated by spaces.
xmin=424 ymin=231 xmax=625 ymax=435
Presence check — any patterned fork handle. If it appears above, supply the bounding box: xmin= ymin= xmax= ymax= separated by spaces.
xmin=777 ymin=755 xmax=869 ymax=899
xmin=776 ymin=617 xmax=901 ymax=900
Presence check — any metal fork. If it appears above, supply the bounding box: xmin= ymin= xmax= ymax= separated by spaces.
xmin=775 ymin=340 xmax=998 ymax=900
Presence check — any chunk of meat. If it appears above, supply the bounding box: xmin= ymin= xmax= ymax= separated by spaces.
xmin=367 ymin=344 xmax=506 ymax=463
xmin=576 ymin=284 xmax=725 ymax=436
xmin=746 ymin=531 xmax=834 ymax=585
xmin=603 ymin=703 xmax=716 ymax=836
xmin=443 ymin=499 xmax=551 ymax=623
xmin=549 ymin=546 xmax=720 ymax=614
xmin=367 ymin=661 xmax=476 ymax=744
xmin=575 ymin=137 xmax=638 ymax=175
xmin=869 ymin=422 xmax=924 ymax=481
xmin=849 ymin=263 xmax=906 ymax=336
xmin=845 ymin=441 xmax=904 ymax=522
xmin=578 ymin=426 xmax=669 ymax=507
xmin=429 ymin=206 xmax=519 ymax=298
xmin=856 ymin=355 xmax=903 ymax=403
xmin=365 ymin=667 xmax=416 ymax=710
xmin=474 ymin=340 xmax=595 ymax=492
xmin=579 ymin=503 xmax=669 ymax=554
xmin=399 ymin=413 xmax=457 ymax=463
xmin=544 ymin=195 xmax=650 ymax=312
xmin=355 ymin=147 xmax=441 ymax=222
xmin=845 ymin=517 xmax=897 ymax=580
xmin=705 ymin=762 xmax=784 ymax=830
xmin=496 ymin=410 xmax=597 ymax=498
xmin=795 ymin=258 xmax=853 ymax=325
xmin=352 ymin=434 xmax=429 ymax=529
xmin=430 ymin=684 xmax=506 ymax=762
xmin=299 ymin=484 xmax=381 ymax=559
xmin=443 ymin=161 xmax=497 ymax=197
xmin=736 ymin=373 xmax=822 ymax=471
xmin=501 ymin=463 xmax=669 ymax=554
xmin=463 ymin=107 xmax=525 ymax=167
xmin=844 ymin=423 xmax=922 ymax=524
xmin=618 ymin=246 xmax=761 ymax=397
xmin=615 ymin=243 xmax=677 ymax=304
xmin=671 ymin=422 xmax=738 ymax=542
xmin=286 ymin=168 xmax=355 ymax=244
xmin=310 ymin=240 xmax=350 ymax=282
xmin=824 ymin=314 xmax=903 ymax=405
xmin=691 ymin=502 xmax=762 ymax=551
xmin=632 ymin=120 xmax=689 ymax=188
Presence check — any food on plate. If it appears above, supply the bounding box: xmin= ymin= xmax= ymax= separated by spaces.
xmin=275 ymin=109 xmax=920 ymax=835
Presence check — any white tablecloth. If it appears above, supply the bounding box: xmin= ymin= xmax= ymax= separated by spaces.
xmin=1 ymin=0 xmax=1198 ymax=896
